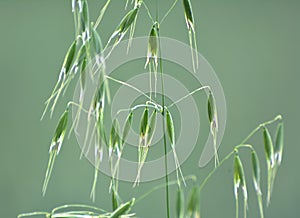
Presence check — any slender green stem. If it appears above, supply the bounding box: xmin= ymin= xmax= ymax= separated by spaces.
xmin=18 ymin=212 xmax=49 ymax=218
xmin=142 ymin=1 xmax=155 ymax=23
xmin=240 ymin=115 xmax=282 ymax=144
xmin=160 ymin=0 xmax=179 ymax=25
xmin=199 ymin=151 xmax=235 ymax=191
xmin=51 ymin=204 xmax=107 ymax=214
xmin=157 ymin=15 xmax=170 ymax=218
xmin=168 ymin=85 xmax=210 ymax=108
xmin=136 ymin=175 xmax=196 ymax=203
xmin=105 ymin=75 xmax=152 ymax=102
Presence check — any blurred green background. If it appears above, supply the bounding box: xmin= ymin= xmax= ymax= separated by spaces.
xmin=0 ymin=0 xmax=299 ymax=217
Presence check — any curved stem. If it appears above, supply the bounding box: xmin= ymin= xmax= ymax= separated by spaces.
xmin=168 ymin=85 xmax=210 ymax=108
xmin=240 ymin=115 xmax=282 ymax=144
xmin=135 ymin=175 xmax=197 ymax=204
xmin=160 ymin=0 xmax=179 ymax=25
xmin=199 ymin=151 xmax=235 ymax=191
xmin=105 ymin=75 xmax=152 ymax=102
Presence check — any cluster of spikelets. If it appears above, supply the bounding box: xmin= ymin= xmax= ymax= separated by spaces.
xmin=232 ymin=116 xmax=284 ymax=218
xmin=19 ymin=0 xmax=285 ymax=218
xmin=41 ymin=0 xmax=200 ymax=200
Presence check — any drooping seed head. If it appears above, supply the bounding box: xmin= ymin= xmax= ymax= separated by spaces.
xmin=109 ymin=119 xmax=121 ymax=157
xmin=110 ymin=7 xmax=140 ymax=44
xmin=166 ymin=110 xmax=175 ymax=147
xmin=233 ymin=152 xmax=241 ymax=199
xmin=80 ymin=57 xmax=87 ymax=91
xmin=187 ymin=186 xmax=200 ymax=217
xmin=236 ymin=154 xmax=247 ymax=200
xmin=49 ymin=109 xmax=69 ymax=154
xmin=140 ymin=107 xmax=149 ymax=137
xmin=91 ymin=27 xmax=103 ymax=54
xmin=81 ymin=0 xmax=90 ymax=36
xmin=122 ymin=112 xmax=133 ymax=146
xmin=92 ymin=86 xmax=104 ymax=121
xmin=183 ymin=0 xmax=195 ymax=32
xmin=274 ymin=122 xmax=284 ymax=165
xmin=207 ymin=91 xmax=216 ymax=124
xmin=145 ymin=22 xmax=159 ymax=67
xmin=147 ymin=109 xmax=157 ymax=146
xmin=251 ymin=150 xmax=261 ymax=194
xmin=176 ymin=188 xmax=185 ymax=218
xmin=110 ymin=198 xmax=135 ymax=218
xmin=60 ymin=40 xmax=77 ymax=79
xmin=263 ymin=126 xmax=275 ymax=168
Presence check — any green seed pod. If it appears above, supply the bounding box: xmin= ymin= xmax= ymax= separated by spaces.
xmin=110 ymin=198 xmax=135 ymax=218
xmin=145 ymin=23 xmax=159 ymax=67
xmin=263 ymin=127 xmax=275 ymax=168
xmin=81 ymin=0 xmax=90 ymax=32
xmin=80 ymin=57 xmax=87 ymax=91
xmin=233 ymin=153 xmax=241 ymax=199
xmin=109 ymin=119 xmax=120 ymax=157
xmin=140 ymin=107 xmax=149 ymax=137
xmin=122 ymin=112 xmax=133 ymax=146
xmin=251 ymin=150 xmax=261 ymax=193
xmin=187 ymin=186 xmax=200 ymax=217
xmin=274 ymin=122 xmax=284 ymax=165
xmin=50 ymin=109 xmax=69 ymax=154
xmin=207 ymin=91 xmax=215 ymax=124
xmin=176 ymin=188 xmax=185 ymax=218
xmin=109 ymin=7 xmax=139 ymax=44
xmin=112 ymin=188 xmax=119 ymax=211
xmin=75 ymin=43 xmax=86 ymax=65
xmin=91 ymin=27 xmax=103 ymax=54
xmin=183 ymin=0 xmax=194 ymax=31
xmin=147 ymin=109 xmax=157 ymax=146
xmin=166 ymin=110 xmax=175 ymax=146
xmin=60 ymin=40 xmax=77 ymax=78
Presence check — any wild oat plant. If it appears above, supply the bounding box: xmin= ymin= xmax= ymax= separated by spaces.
xmin=19 ymin=0 xmax=284 ymax=218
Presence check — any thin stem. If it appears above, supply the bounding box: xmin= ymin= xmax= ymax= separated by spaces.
xmin=240 ymin=115 xmax=282 ymax=144
xmin=51 ymin=204 xmax=107 ymax=214
xmin=94 ymin=0 xmax=112 ymax=29
xmin=135 ymin=175 xmax=197 ymax=203
xmin=199 ymin=151 xmax=235 ymax=191
xmin=168 ymin=85 xmax=210 ymax=108
xmin=142 ymin=1 xmax=155 ymax=23
xmin=18 ymin=212 xmax=49 ymax=218
xmin=114 ymin=104 xmax=159 ymax=118
xmin=67 ymin=101 xmax=90 ymax=114
xmin=105 ymin=75 xmax=152 ymax=102
xmin=157 ymin=21 xmax=170 ymax=218
xmin=160 ymin=0 xmax=179 ymax=25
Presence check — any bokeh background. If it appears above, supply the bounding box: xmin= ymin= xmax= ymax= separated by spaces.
xmin=0 ymin=0 xmax=299 ymax=217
